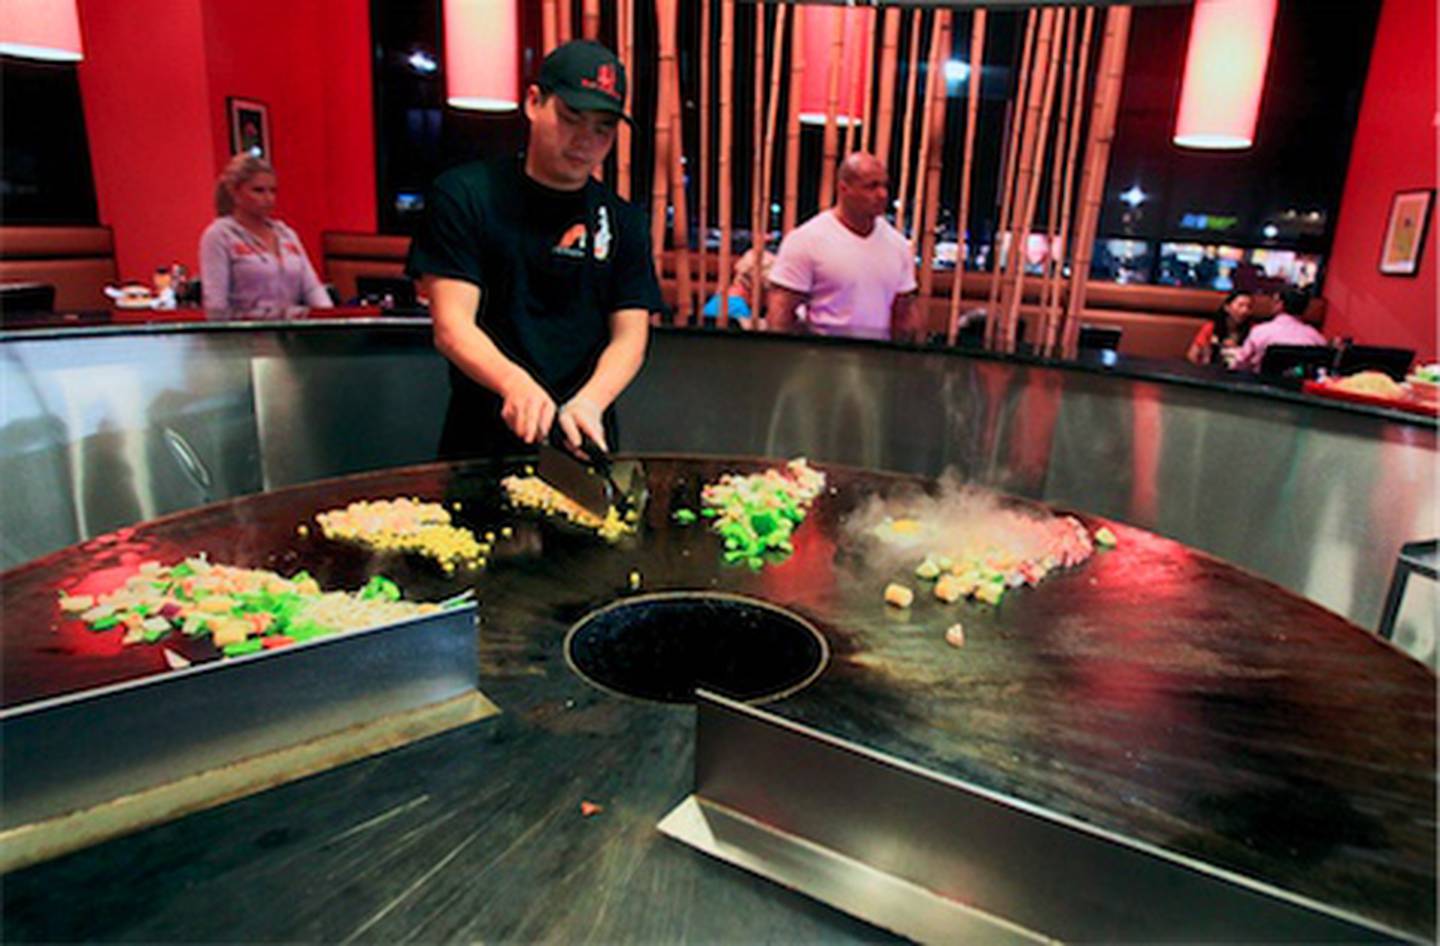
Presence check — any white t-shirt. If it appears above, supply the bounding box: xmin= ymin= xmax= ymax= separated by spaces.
xmin=769 ymin=210 xmax=918 ymax=340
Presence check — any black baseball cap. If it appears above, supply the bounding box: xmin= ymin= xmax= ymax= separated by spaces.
xmin=538 ymin=40 xmax=630 ymax=123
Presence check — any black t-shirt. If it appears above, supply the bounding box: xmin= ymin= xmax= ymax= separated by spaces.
xmin=406 ymin=155 xmax=662 ymax=457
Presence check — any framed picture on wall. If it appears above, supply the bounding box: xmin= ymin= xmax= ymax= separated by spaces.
xmin=1379 ymin=188 xmax=1434 ymax=276
xmin=227 ymin=97 xmax=271 ymax=160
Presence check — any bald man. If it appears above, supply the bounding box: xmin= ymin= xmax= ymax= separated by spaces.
xmin=766 ymin=152 xmax=921 ymax=342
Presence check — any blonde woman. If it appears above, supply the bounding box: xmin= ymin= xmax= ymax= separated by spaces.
xmin=199 ymin=154 xmax=332 ymax=311
xmin=702 ymin=246 xmax=775 ymax=324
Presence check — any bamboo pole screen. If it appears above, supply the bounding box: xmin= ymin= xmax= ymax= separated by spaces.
xmin=665 ymin=3 xmax=693 ymax=324
xmin=835 ymin=15 xmax=852 ymax=163
xmin=615 ymin=0 xmax=632 ymax=198
xmin=1038 ymin=8 xmax=1077 ymax=353
xmin=1060 ymin=6 xmax=1131 ymax=359
xmin=873 ymin=8 xmax=900 ymax=166
xmin=590 ymin=0 xmax=607 ymax=183
xmin=697 ymin=0 xmax=710 ymax=309
xmin=650 ymin=0 xmax=675 ymax=324
xmin=1045 ymin=7 xmax=1096 ymax=357
xmin=583 ymin=0 xmax=600 ymax=40
xmin=749 ymin=2 xmax=766 ymax=318
xmin=817 ymin=10 xmax=846 ymax=209
xmin=542 ymin=0 xmax=558 ymax=54
xmin=947 ymin=10 xmax=987 ymax=346
xmin=909 ymin=14 xmax=934 ymax=240
xmin=915 ymin=10 xmax=951 ymax=310
xmin=756 ymin=2 xmax=789 ymax=319
xmin=894 ymin=10 xmax=924 ymax=236
xmin=985 ymin=9 xmax=1037 ymax=349
xmin=858 ymin=7 xmax=877 ymax=156
xmin=782 ymin=5 xmax=803 ymax=235
xmin=998 ymin=8 xmax=1061 ymax=354
xmin=603 ymin=1 xmax=1135 ymax=353
xmin=558 ymin=0 xmax=573 ymax=45
xmin=717 ymin=0 xmax=735 ymax=328
xmin=836 ymin=10 xmax=867 ymax=164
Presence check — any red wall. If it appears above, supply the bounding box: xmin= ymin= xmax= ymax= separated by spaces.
xmin=320 ymin=0 xmax=379 ymax=236
xmin=76 ymin=0 xmax=216 ymax=281
xmin=1324 ymin=0 xmax=1438 ymax=359
xmin=201 ymin=0 xmax=330 ymax=271
xmin=76 ymin=0 xmax=376 ymax=283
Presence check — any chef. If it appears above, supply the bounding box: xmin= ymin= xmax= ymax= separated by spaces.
xmin=407 ymin=40 xmax=663 ymax=459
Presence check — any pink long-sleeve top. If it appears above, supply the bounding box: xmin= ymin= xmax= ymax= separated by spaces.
xmin=1230 ymin=313 xmax=1327 ymax=372
xmin=199 ymin=216 xmax=332 ymax=312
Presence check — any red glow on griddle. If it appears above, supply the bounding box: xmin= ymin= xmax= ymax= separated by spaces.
xmin=50 ymin=544 xmax=185 ymax=659
xmin=761 ymin=522 xmax=837 ymax=607
xmin=1131 ymin=393 xmax=1162 ymax=524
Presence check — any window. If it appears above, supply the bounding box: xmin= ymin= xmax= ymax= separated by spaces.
xmin=1 ymin=56 xmax=98 ymax=224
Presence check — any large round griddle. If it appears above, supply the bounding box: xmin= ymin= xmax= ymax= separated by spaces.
xmin=2 ymin=457 xmax=1432 ymax=942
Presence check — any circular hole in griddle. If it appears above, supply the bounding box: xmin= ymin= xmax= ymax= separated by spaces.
xmin=564 ymin=592 xmax=829 ymax=705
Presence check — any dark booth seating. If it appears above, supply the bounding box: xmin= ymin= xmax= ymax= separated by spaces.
xmin=1259 ymin=344 xmax=1334 ymax=380
xmin=0 ymin=282 xmax=56 ymax=315
xmin=0 ymin=226 xmax=117 ymax=311
xmin=1336 ymin=344 xmax=1416 ymax=381
xmin=1078 ymin=325 xmax=1123 ymax=353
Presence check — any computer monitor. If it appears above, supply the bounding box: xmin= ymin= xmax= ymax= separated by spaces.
xmin=355 ymin=276 xmax=417 ymax=309
xmin=1259 ymin=344 xmax=1332 ymax=380
xmin=1335 ymin=345 xmax=1415 ymax=381
xmin=0 ymin=282 xmax=56 ymax=314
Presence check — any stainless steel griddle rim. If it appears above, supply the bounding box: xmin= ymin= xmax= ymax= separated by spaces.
xmin=562 ymin=590 xmax=831 ymax=707
xmin=0 ymin=603 xmax=481 ymax=720
xmin=689 ymin=689 xmax=1425 ymax=946
xmin=658 ymin=794 xmax=1060 ymax=946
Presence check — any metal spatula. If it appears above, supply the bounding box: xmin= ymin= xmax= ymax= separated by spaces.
xmin=537 ymin=441 xmax=614 ymax=521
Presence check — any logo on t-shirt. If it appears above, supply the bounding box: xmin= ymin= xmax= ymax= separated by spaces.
xmin=594 ymin=206 xmax=612 ymax=262
xmin=553 ymin=222 xmax=588 ymax=259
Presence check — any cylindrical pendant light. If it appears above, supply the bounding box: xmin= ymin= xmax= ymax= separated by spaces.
xmin=0 ymin=0 xmax=83 ymax=62
xmin=444 ymin=0 xmax=519 ymax=111
xmin=798 ymin=6 xmax=867 ymax=127
xmin=1172 ymin=0 xmax=1276 ymax=149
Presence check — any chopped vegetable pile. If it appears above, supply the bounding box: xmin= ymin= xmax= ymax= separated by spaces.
xmin=58 ymin=557 xmax=459 ymax=658
xmin=897 ymin=516 xmax=1110 ymax=608
xmin=315 ymin=498 xmax=487 ymax=572
xmin=699 ymin=459 xmax=826 ymax=570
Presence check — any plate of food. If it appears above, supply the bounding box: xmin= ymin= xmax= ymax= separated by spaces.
xmin=1405 ymin=363 xmax=1439 ymax=405
xmin=1303 ymin=371 xmax=1439 ymax=417
xmin=106 ymin=284 xmax=157 ymax=310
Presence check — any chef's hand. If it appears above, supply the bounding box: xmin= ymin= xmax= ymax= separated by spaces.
xmin=499 ymin=370 xmax=557 ymax=444
xmin=557 ymin=396 xmax=607 ymax=456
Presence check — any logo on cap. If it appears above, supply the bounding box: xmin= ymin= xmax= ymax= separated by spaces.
xmin=581 ymin=63 xmax=621 ymax=101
